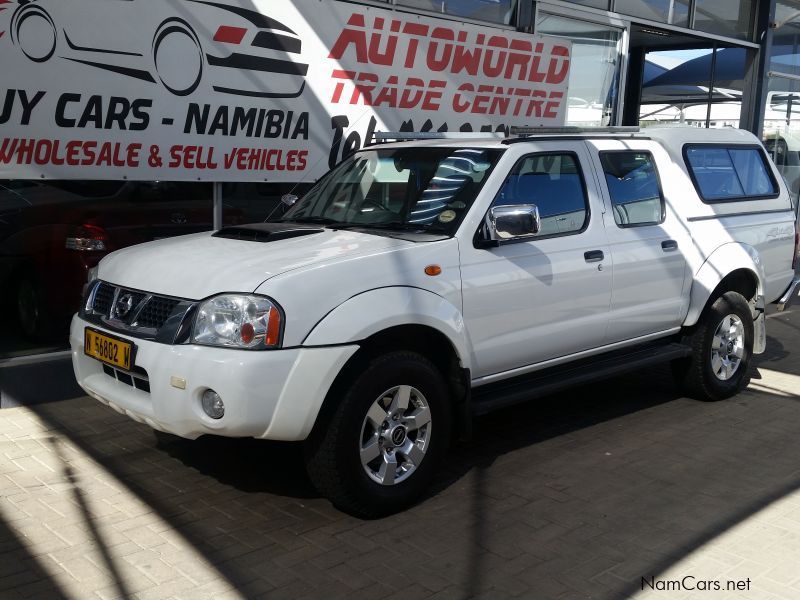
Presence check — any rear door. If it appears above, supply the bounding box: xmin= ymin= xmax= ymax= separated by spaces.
xmin=587 ymin=139 xmax=689 ymax=343
xmin=459 ymin=141 xmax=612 ymax=379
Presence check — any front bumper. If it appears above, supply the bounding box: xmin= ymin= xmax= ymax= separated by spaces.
xmin=70 ymin=315 xmax=357 ymax=441
xmin=776 ymin=276 xmax=800 ymax=311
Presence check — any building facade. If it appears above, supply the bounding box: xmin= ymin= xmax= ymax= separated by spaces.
xmin=0 ymin=0 xmax=797 ymax=357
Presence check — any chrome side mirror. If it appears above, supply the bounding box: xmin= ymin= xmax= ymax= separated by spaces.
xmin=488 ymin=204 xmax=541 ymax=241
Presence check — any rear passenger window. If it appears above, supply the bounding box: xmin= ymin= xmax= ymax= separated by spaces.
xmin=684 ymin=146 xmax=778 ymax=202
xmin=600 ymin=151 xmax=664 ymax=226
xmin=494 ymin=153 xmax=588 ymax=236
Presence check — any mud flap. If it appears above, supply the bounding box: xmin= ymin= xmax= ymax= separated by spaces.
xmin=457 ymin=367 xmax=473 ymax=442
xmin=753 ymin=295 xmax=766 ymax=355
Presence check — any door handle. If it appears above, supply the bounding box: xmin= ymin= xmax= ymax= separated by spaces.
xmin=584 ymin=250 xmax=604 ymax=263
xmin=661 ymin=239 xmax=678 ymax=252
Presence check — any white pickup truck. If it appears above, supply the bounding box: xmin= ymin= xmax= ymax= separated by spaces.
xmin=71 ymin=126 xmax=800 ymax=516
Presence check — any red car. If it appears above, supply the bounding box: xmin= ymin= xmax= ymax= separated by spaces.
xmin=0 ymin=180 xmax=242 ymax=339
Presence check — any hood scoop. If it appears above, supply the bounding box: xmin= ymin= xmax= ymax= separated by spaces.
xmin=212 ymin=222 xmax=324 ymax=243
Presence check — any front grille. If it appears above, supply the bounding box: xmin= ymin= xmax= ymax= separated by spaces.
xmin=87 ymin=281 xmax=187 ymax=337
xmin=124 ymin=291 xmax=148 ymax=314
xmin=103 ymin=364 xmax=150 ymax=393
xmin=135 ymin=297 xmax=180 ymax=329
xmin=92 ymin=282 xmax=115 ymax=315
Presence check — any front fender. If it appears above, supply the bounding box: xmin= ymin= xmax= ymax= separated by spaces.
xmin=683 ymin=243 xmax=765 ymax=327
xmin=302 ymin=286 xmax=472 ymax=371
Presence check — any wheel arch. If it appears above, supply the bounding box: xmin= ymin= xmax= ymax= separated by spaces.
xmin=302 ymin=286 xmax=472 ymax=445
xmin=684 ymin=243 xmax=764 ymax=327
xmin=302 ymin=286 xmax=471 ymax=370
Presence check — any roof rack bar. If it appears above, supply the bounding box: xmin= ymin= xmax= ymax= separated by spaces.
xmin=373 ymin=131 xmax=505 ymax=141
xmin=374 ymin=127 xmax=643 ymax=142
xmin=510 ymin=126 xmax=641 ymax=136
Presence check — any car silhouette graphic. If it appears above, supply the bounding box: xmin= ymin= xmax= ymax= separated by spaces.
xmin=9 ymin=0 xmax=309 ymax=98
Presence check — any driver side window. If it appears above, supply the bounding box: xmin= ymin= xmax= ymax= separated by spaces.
xmin=493 ymin=153 xmax=588 ymax=236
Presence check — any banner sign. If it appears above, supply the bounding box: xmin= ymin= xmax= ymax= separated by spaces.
xmin=0 ymin=0 xmax=571 ymax=182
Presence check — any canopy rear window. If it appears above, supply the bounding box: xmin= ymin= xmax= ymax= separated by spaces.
xmin=684 ymin=145 xmax=778 ymax=203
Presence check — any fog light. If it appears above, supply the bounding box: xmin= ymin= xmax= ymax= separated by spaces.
xmin=201 ymin=389 xmax=225 ymax=419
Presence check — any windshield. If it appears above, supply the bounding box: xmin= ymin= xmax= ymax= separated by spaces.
xmin=279 ymin=147 xmax=503 ymax=233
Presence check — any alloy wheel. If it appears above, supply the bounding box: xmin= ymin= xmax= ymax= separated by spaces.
xmin=359 ymin=385 xmax=432 ymax=486
xmin=710 ymin=314 xmax=745 ymax=381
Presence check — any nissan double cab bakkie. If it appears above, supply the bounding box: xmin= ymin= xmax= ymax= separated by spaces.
xmin=71 ymin=126 xmax=800 ymax=517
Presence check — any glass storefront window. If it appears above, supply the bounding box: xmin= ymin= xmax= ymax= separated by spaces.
xmin=614 ymin=0 xmax=689 ymax=27
xmin=771 ymin=1 xmax=800 ymax=76
xmin=0 ymin=180 xmax=212 ymax=357
xmin=693 ymin=0 xmax=754 ymax=40
xmin=763 ymin=76 xmax=800 ymax=201
xmin=221 ymin=182 xmax=314 ymax=226
xmin=639 ymin=48 xmax=742 ymax=129
xmin=395 ymin=0 xmax=517 ymax=25
xmin=536 ymin=13 xmax=623 ymax=126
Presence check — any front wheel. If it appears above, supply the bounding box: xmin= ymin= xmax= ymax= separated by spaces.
xmin=673 ymin=291 xmax=754 ymax=401
xmin=305 ymin=351 xmax=452 ymax=517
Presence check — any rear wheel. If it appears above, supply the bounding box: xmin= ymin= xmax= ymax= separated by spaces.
xmin=305 ymin=351 xmax=452 ymax=517
xmin=673 ymin=291 xmax=753 ymax=401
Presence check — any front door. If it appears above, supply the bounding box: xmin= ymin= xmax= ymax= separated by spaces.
xmin=459 ymin=141 xmax=612 ymax=379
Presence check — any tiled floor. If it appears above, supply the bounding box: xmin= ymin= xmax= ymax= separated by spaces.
xmin=2 ymin=308 xmax=800 ymax=599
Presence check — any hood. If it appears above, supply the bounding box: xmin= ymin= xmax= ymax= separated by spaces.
xmin=97 ymin=225 xmax=417 ymax=299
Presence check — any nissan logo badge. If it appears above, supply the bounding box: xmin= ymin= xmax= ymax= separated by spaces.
xmin=115 ymin=293 xmax=134 ymax=318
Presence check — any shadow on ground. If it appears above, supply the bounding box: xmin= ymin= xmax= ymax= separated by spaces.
xmin=2 ymin=309 xmax=799 ymax=598
xmin=8 ymin=356 xmax=798 ymax=598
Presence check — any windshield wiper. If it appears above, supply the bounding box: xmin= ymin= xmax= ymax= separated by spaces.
xmin=276 ymin=218 xmax=444 ymax=233
xmin=278 ymin=216 xmax=340 ymax=225
xmin=329 ymin=222 xmax=437 ymax=232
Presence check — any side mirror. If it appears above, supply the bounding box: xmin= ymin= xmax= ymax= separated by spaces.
xmin=488 ymin=204 xmax=541 ymax=241
xmin=281 ymin=194 xmax=299 ymax=207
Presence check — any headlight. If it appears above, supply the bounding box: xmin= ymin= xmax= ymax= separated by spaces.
xmin=192 ymin=294 xmax=283 ymax=349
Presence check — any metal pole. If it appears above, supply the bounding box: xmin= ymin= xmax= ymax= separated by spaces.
xmin=213 ymin=181 xmax=223 ymax=231
xmin=706 ymin=43 xmax=717 ymax=128
xmin=740 ymin=0 xmax=776 ymax=137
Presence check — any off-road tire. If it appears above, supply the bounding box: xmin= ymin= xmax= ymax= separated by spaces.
xmin=304 ymin=351 xmax=452 ymax=518
xmin=673 ymin=291 xmax=753 ymax=401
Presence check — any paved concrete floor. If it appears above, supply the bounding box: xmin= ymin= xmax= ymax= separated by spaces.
xmin=1 ymin=308 xmax=800 ymax=599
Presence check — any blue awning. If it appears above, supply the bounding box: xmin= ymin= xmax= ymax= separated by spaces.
xmin=644 ymin=48 xmax=746 ymax=88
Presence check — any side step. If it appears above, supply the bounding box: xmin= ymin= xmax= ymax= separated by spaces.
xmin=471 ymin=342 xmax=691 ymax=416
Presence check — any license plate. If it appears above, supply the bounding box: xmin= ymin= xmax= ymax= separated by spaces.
xmin=84 ymin=328 xmax=133 ymax=371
